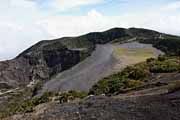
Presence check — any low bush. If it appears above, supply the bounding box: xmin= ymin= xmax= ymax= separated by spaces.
xmin=58 ymin=91 xmax=88 ymax=103
xmin=89 ymin=56 xmax=180 ymax=96
xmin=125 ymin=80 xmax=143 ymax=88
xmin=149 ymin=60 xmax=180 ymax=73
xmin=157 ymin=55 xmax=166 ymax=61
xmin=14 ymin=91 xmax=53 ymax=113
xmin=122 ymin=66 xmax=150 ymax=80
xmin=146 ymin=58 xmax=156 ymax=63
xmin=89 ymin=65 xmax=148 ymax=96
xmin=2 ymin=90 xmax=88 ymax=117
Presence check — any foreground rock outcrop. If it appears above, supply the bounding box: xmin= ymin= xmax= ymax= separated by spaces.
xmin=5 ymin=84 xmax=180 ymax=120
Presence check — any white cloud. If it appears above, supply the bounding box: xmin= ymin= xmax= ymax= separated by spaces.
xmin=0 ymin=0 xmax=180 ymax=60
xmin=40 ymin=8 xmax=180 ymax=39
xmin=11 ymin=0 xmax=36 ymax=8
xmin=49 ymin=0 xmax=104 ymax=11
xmin=40 ymin=9 xmax=109 ymax=38
xmin=0 ymin=0 xmax=51 ymax=60
xmin=87 ymin=9 xmax=103 ymax=17
xmin=0 ymin=21 xmax=51 ymax=60
xmin=162 ymin=1 xmax=180 ymax=11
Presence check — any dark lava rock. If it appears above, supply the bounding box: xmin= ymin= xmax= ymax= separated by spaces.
xmin=0 ymin=43 xmax=82 ymax=89
xmin=6 ymin=90 xmax=180 ymax=120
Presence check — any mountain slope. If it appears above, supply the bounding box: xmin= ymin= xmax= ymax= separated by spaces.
xmin=0 ymin=27 xmax=160 ymax=90
xmin=0 ymin=27 xmax=180 ymax=119
xmin=0 ymin=27 xmax=179 ymax=91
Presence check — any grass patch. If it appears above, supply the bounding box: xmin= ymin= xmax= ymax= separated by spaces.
xmin=114 ymin=48 xmax=156 ymax=63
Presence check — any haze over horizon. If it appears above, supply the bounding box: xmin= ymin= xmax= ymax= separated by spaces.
xmin=0 ymin=0 xmax=180 ymax=60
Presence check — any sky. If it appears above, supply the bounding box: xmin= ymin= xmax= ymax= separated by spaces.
xmin=0 ymin=0 xmax=180 ymax=60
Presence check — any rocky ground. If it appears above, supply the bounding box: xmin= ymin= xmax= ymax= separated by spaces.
xmin=5 ymin=78 xmax=180 ymax=120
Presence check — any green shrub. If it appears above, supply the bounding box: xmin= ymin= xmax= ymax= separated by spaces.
xmin=158 ymin=55 xmax=166 ymax=61
xmin=89 ymin=79 xmax=110 ymax=95
xmin=58 ymin=91 xmax=88 ymax=103
xmin=68 ymin=90 xmax=88 ymax=99
xmin=108 ymin=79 xmax=125 ymax=94
xmin=12 ymin=91 xmax=54 ymax=114
xmin=89 ymin=56 xmax=180 ymax=96
xmin=15 ymin=100 xmax=34 ymax=113
xmin=122 ymin=66 xmax=150 ymax=80
xmin=146 ymin=58 xmax=156 ymax=63
xmin=149 ymin=60 xmax=180 ymax=73
xmin=125 ymin=80 xmax=143 ymax=88
xmin=89 ymin=62 xmax=152 ymax=96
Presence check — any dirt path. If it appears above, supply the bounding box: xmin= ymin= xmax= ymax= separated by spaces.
xmin=0 ymin=88 xmax=19 ymax=96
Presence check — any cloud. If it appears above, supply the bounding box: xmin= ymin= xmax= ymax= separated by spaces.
xmin=0 ymin=0 xmax=51 ymax=60
xmin=40 ymin=8 xmax=180 ymax=39
xmin=0 ymin=0 xmax=180 ymax=60
xmin=0 ymin=21 xmax=51 ymax=60
xmin=49 ymin=0 xmax=104 ymax=11
xmin=162 ymin=1 xmax=180 ymax=11
xmin=87 ymin=9 xmax=103 ymax=17
xmin=0 ymin=0 xmax=106 ymax=60
xmin=11 ymin=0 xmax=36 ymax=8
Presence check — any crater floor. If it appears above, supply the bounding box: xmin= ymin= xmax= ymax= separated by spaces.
xmin=41 ymin=42 xmax=163 ymax=92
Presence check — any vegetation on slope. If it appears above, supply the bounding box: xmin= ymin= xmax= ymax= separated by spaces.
xmin=12 ymin=90 xmax=87 ymax=113
xmin=0 ymin=88 xmax=88 ymax=118
xmin=1 ymin=56 xmax=179 ymax=118
xmin=89 ymin=56 xmax=180 ymax=96
xmin=0 ymin=87 xmax=35 ymax=118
